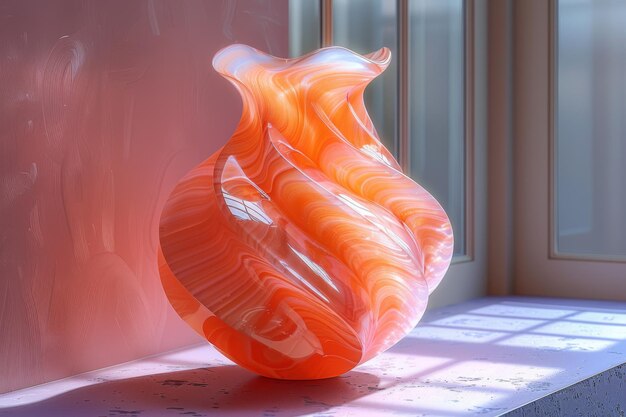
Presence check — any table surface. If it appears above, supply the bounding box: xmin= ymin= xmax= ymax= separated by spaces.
xmin=1 ymin=296 xmax=626 ymax=417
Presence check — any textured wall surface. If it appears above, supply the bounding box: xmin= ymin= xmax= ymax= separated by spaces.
xmin=0 ymin=0 xmax=288 ymax=394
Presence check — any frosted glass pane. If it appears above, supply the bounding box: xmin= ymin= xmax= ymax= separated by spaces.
xmin=332 ymin=0 xmax=398 ymax=155
xmin=556 ymin=0 xmax=626 ymax=257
xmin=289 ymin=0 xmax=320 ymax=57
xmin=409 ymin=1 xmax=465 ymax=256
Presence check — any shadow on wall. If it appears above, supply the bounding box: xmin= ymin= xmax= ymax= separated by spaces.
xmin=1 ymin=297 xmax=625 ymax=416
xmin=0 ymin=0 xmax=289 ymax=394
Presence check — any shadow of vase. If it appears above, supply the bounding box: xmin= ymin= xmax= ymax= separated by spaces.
xmin=0 ymin=365 xmax=381 ymax=417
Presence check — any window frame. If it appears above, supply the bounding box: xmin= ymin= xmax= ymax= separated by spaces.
xmin=508 ymin=0 xmax=626 ymax=301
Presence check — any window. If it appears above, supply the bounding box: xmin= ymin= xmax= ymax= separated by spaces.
xmin=510 ymin=0 xmax=626 ymax=299
xmin=289 ymin=0 xmax=469 ymax=257
xmin=555 ymin=0 xmax=626 ymax=259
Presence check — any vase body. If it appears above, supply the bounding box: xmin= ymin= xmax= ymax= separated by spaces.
xmin=158 ymin=44 xmax=453 ymax=379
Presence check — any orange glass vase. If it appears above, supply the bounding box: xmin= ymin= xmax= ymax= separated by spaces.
xmin=158 ymin=44 xmax=453 ymax=380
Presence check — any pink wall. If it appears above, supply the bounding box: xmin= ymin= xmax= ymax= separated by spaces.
xmin=0 ymin=0 xmax=288 ymax=394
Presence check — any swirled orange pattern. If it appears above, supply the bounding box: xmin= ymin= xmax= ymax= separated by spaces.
xmin=158 ymin=44 xmax=453 ymax=380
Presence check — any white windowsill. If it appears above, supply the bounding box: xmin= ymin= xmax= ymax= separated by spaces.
xmin=1 ymin=296 xmax=625 ymax=417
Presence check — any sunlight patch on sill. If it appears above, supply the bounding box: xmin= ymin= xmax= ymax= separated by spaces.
xmin=357 ymin=386 xmax=505 ymax=415
xmin=406 ymin=326 xmax=508 ymax=343
xmin=496 ymin=333 xmax=615 ymax=352
xmin=532 ymin=321 xmax=626 ymax=340
xmin=568 ymin=311 xmax=626 ymax=325
xmin=468 ymin=304 xmax=576 ymax=320
xmin=426 ymin=361 xmax=562 ymax=391
xmin=428 ymin=314 xmax=545 ymax=332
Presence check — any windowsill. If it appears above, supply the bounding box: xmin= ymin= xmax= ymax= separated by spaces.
xmin=1 ymin=296 xmax=625 ymax=416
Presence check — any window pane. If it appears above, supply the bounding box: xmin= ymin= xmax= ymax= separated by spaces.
xmin=289 ymin=0 xmax=320 ymax=57
xmin=332 ymin=0 xmax=398 ymax=155
xmin=556 ymin=0 xmax=626 ymax=258
xmin=409 ymin=1 xmax=465 ymax=256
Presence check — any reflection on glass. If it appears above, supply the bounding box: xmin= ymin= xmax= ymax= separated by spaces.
xmin=409 ymin=0 xmax=465 ymax=256
xmin=222 ymin=190 xmax=273 ymax=225
xmin=556 ymin=0 xmax=626 ymax=257
xmin=288 ymin=0 xmax=320 ymax=57
xmin=332 ymin=0 xmax=398 ymax=155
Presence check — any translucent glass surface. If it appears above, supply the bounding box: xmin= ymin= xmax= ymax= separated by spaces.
xmin=332 ymin=0 xmax=398 ymax=155
xmin=556 ymin=0 xmax=626 ymax=258
xmin=409 ymin=0 xmax=465 ymax=256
